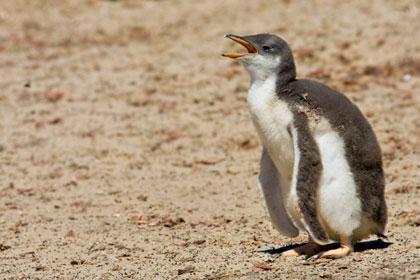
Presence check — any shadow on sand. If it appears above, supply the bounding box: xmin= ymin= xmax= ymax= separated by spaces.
xmin=260 ymin=239 xmax=392 ymax=255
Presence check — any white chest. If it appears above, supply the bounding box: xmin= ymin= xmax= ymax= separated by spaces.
xmin=247 ymin=76 xmax=295 ymax=179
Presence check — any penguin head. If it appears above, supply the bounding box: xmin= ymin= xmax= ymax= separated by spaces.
xmin=222 ymin=34 xmax=296 ymax=83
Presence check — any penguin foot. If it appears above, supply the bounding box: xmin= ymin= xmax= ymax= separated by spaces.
xmin=306 ymin=235 xmax=353 ymax=261
xmin=306 ymin=245 xmax=352 ymax=261
xmin=281 ymin=242 xmax=322 ymax=257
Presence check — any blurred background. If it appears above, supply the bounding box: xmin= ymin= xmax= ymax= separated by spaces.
xmin=0 ymin=0 xmax=419 ymax=278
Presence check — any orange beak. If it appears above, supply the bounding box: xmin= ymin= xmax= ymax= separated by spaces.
xmin=222 ymin=34 xmax=258 ymax=58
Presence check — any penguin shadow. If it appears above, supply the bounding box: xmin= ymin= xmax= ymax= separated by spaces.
xmin=260 ymin=239 xmax=392 ymax=256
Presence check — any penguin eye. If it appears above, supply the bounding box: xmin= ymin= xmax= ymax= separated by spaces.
xmin=262 ymin=45 xmax=271 ymax=51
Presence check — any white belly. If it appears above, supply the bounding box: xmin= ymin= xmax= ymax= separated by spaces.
xmin=311 ymin=117 xmax=362 ymax=237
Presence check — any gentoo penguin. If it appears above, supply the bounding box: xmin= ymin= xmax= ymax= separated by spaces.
xmin=222 ymin=34 xmax=387 ymax=259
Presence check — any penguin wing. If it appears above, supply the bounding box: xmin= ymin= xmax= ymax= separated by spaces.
xmin=291 ymin=113 xmax=329 ymax=244
xmin=258 ymin=147 xmax=299 ymax=237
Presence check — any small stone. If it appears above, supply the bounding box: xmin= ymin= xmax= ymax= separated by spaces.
xmin=337 ymin=265 xmax=350 ymax=270
xmin=177 ymin=265 xmax=194 ymax=275
xmin=45 ymin=91 xmax=63 ymax=102
xmin=35 ymin=265 xmax=46 ymax=271
xmin=137 ymin=195 xmax=148 ymax=201
xmin=0 ymin=244 xmax=11 ymax=251
xmin=65 ymin=230 xmax=75 ymax=238
xmin=254 ymin=262 xmax=274 ymax=270
xmin=193 ymin=240 xmax=206 ymax=245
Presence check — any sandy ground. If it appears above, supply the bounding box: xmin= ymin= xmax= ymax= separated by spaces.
xmin=0 ymin=0 xmax=419 ymax=279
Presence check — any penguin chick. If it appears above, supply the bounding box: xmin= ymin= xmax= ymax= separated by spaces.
xmin=222 ymin=34 xmax=387 ymax=259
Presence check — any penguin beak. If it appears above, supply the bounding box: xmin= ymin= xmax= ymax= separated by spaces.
xmin=222 ymin=34 xmax=258 ymax=58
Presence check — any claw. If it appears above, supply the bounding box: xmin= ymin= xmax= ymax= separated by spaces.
xmin=305 ymin=256 xmax=314 ymax=262
xmin=305 ymin=254 xmax=321 ymax=262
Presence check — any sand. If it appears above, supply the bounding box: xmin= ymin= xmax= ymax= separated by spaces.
xmin=0 ymin=0 xmax=419 ymax=279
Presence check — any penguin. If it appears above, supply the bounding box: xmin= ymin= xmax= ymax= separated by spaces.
xmin=222 ymin=34 xmax=387 ymax=260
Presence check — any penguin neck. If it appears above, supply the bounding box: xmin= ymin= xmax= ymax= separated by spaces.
xmin=276 ymin=59 xmax=297 ymax=87
xmin=244 ymin=64 xmax=275 ymax=85
xmin=245 ymin=64 xmax=296 ymax=90
xmin=242 ymin=55 xmax=296 ymax=100
xmin=249 ymin=73 xmax=277 ymax=92
xmin=247 ymin=73 xmax=278 ymax=114
xmin=247 ymin=67 xmax=296 ymax=97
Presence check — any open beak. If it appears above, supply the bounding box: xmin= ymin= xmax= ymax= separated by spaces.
xmin=222 ymin=34 xmax=258 ymax=58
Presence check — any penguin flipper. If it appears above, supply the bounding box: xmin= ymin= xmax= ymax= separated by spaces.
xmin=258 ymin=147 xmax=299 ymax=237
xmin=291 ymin=114 xmax=329 ymax=244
